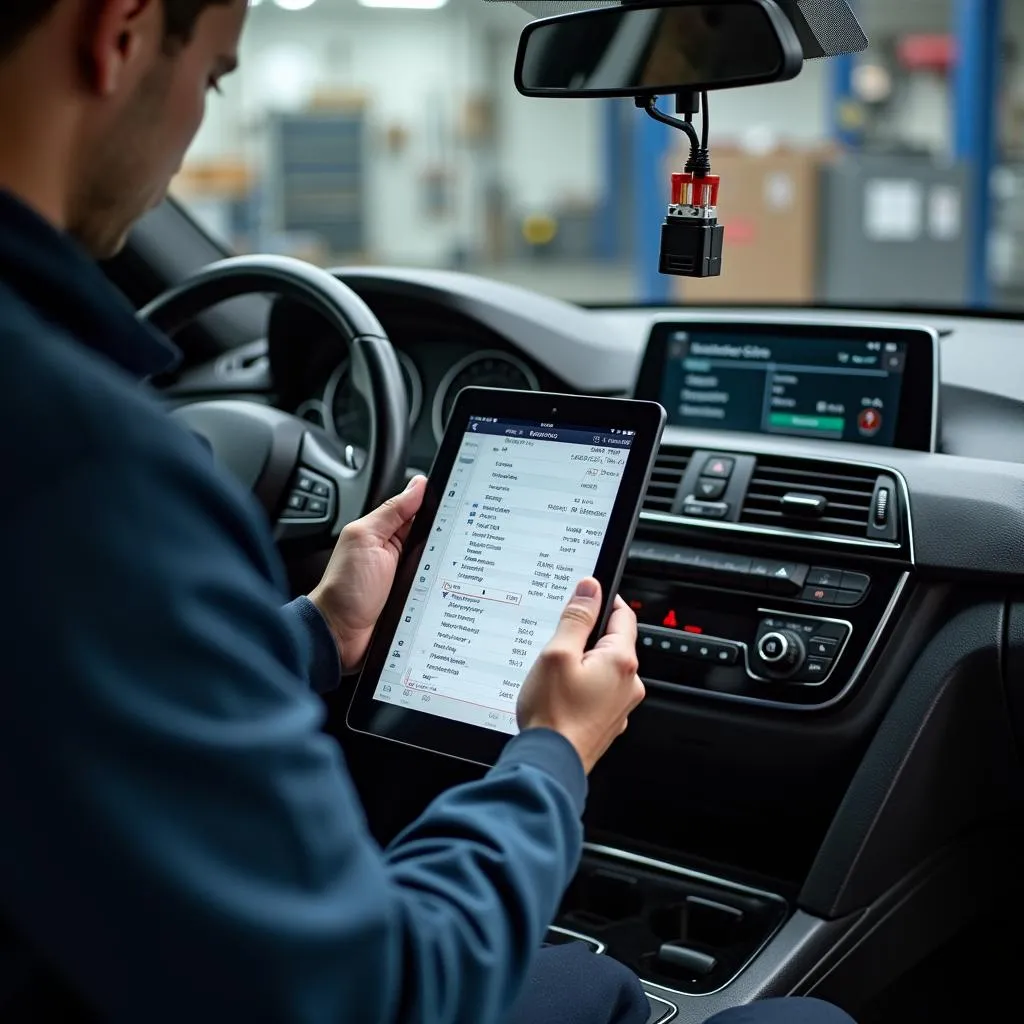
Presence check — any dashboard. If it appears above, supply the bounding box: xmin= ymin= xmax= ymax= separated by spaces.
xmin=163 ymin=265 xmax=1024 ymax=1018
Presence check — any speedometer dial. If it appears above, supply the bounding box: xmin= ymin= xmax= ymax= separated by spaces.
xmin=432 ymin=351 xmax=540 ymax=442
xmin=324 ymin=351 xmax=422 ymax=458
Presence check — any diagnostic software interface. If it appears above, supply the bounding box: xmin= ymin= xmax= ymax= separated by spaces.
xmin=372 ymin=416 xmax=632 ymax=734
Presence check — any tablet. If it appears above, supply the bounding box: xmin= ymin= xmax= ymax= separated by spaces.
xmin=347 ymin=387 xmax=666 ymax=766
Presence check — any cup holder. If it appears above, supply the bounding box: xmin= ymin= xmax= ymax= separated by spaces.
xmin=561 ymin=868 xmax=644 ymax=928
xmin=554 ymin=850 xmax=789 ymax=995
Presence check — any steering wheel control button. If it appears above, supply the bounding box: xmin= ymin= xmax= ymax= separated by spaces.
xmin=808 ymin=637 xmax=838 ymax=658
xmin=802 ymin=585 xmax=837 ymax=605
xmin=694 ymin=476 xmax=727 ymax=501
xmin=702 ymin=456 xmax=734 ymax=479
xmin=807 ymin=567 xmax=843 ymax=588
xmin=280 ymin=466 xmax=337 ymax=525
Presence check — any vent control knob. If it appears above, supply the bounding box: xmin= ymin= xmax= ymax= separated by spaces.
xmin=873 ymin=487 xmax=890 ymax=527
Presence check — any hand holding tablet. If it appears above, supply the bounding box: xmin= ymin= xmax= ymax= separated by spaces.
xmin=517 ymin=582 xmax=645 ymax=774
xmin=347 ymin=387 xmax=666 ymax=767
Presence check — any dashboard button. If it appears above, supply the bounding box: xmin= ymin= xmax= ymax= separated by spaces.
xmin=677 ymin=638 xmax=696 ymax=656
xmin=750 ymin=560 xmax=807 ymax=593
xmin=840 ymin=571 xmax=871 ymax=593
xmin=659 ymin=639 xmax=673 ymax=651
xmin=710 ymin=643 xmax=739 ymax=666
xmin=641 ymin=635 xmax=655 ymax=648
xmin=834 ymin=589 xmax=862 ymax=606
xmin=802 ymin=585 xmax=837 ymax=605
xmin=807 ymin=567 xmax=843 ymax=588
xmin=808 ymin=637 xmax=838 ymax=658
xmin=682 ymin=500 xmax=729 ymax=519
xmin=758 ymin=633 xmax=787 ymax=662
xmin=702 ymin=456 xmax=734 ymax=479
xmin=811 ymin=620 xmax=848 ymax=640
xmin=695 ymin=476 xmax=727 ymax=501
xmin=800 ymin=657 xmax=832 ymax=681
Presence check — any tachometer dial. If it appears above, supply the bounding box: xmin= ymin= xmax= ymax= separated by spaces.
xmin=323 ymin=351 xmax=422 ymax=459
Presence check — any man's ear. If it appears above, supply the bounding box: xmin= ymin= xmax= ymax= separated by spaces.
xmin=79 ymin=0 xmax=164 ymax=96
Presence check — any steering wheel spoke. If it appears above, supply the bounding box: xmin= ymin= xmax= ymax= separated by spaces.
xmin=139 ymin=255 xmax=408 ymax=542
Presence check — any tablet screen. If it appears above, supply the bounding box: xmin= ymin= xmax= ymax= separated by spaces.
xmin=370 ymin=415 xmax=636 ymax=734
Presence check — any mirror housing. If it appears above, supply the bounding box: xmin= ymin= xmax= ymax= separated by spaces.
xmin=514 ymin=0 xmax=804 ymax=99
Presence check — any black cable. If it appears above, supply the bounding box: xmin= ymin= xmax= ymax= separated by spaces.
xmin=700 ymin=90 xmax=709 ymax=151
xmin=639 ymin=95 xmax=699 ymax=154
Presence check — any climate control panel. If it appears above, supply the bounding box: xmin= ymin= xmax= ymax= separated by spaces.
xmin=638 ymin=611 xmax=851 ymax=692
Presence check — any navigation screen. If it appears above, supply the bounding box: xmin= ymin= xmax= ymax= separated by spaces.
xmin=371 ymin=416 xmax=633 ymax=734
xmin=658 ymin=328 xmax=908 ymax=446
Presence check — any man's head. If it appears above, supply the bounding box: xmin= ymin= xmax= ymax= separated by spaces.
xmin=0 ymin=0 xmax=246 ymax=256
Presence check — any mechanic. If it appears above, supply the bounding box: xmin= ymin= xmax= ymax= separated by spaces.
xmin=0 ymin=3 xmax=856 ymax=1023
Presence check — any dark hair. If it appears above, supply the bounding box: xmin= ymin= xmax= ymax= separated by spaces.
xmin=0 ymin=0 xmax=232 ymax=57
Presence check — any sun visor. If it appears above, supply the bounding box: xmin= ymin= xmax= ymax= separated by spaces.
xmin=509 ymin=0 xmax=868 ymax=59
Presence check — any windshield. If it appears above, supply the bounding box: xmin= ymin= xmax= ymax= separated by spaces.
xmin=171 ymin=0 xmax=1020 ymax=312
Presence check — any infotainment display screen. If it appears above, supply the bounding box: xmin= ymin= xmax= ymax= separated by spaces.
xmin=633 ymin=320 xmax=938 ymax=451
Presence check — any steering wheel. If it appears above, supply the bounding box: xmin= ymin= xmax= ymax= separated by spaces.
xmin=140 ymin=254 xmax=409 ymax=541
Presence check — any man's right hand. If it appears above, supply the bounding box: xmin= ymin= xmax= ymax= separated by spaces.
xmin=517 ymin=578 xmax=645 ymax=774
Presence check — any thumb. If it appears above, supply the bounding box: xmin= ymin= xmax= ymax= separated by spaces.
xmin=551 ymin=578 xmax=602 ymax=651
xmin=361 ymin=475 xmax=426 ymax=539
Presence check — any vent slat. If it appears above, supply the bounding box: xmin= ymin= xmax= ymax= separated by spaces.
xmin=740 ymin=456 xmax=880 ymax=539
xmin=642 ymin=446 xmax=691 ymax=512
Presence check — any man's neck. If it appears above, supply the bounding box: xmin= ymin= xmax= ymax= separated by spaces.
xmin=0 ymin=63 xmax=79 ymax=232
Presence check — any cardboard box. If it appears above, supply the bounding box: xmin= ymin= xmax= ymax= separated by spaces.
xmin=671 ymin=147 xmax=831 ymax=304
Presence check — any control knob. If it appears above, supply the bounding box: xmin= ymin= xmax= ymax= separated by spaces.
xmin=756 ymin=629 xmax=806 ymax=678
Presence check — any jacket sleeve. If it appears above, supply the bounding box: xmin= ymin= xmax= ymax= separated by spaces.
xmin=0 ymin=432 xmax=586 ymax=1024
xmin=279 ymin=596 xmax=343 ymax=694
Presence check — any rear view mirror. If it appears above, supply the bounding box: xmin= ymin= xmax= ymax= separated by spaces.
xmin=515 ymin=0 xmax=804 ymax=98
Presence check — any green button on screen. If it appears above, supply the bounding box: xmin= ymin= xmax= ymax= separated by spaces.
xmin=768 ymin=413 xmax=845 ymax=434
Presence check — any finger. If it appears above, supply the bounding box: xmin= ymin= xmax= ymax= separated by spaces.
xmin=360 ymin=475 xmax=426 ymax=540
xmin=549 ymin=578 xmax=602 ymax=652
xmin=593 ymin=598 xmax=637 ymax=650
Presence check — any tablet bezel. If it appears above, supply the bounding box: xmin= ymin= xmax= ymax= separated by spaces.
xmin=346 ymin=387 xmax=666 ymax=767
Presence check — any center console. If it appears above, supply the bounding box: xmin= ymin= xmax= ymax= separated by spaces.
xmin=550 ymin=317 xmax=936 ymax=1019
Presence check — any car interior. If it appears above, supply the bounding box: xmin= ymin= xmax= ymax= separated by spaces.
xmin=100 ymin=0 xmax=1024 ymax=1021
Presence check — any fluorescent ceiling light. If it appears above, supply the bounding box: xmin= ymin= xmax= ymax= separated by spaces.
xmin=358 ymin=0 xmax=448 ymax=8
xmin=273 ymin=0 xmax=318 ymax=9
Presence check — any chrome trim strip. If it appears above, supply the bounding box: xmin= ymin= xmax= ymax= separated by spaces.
xmin=431 ymin=349 xmax=540 ymax=443
xmin=545 ymin=925 xmax=607 ymax=955
xmin=646 ymin=312 xmax=939 ymax=454
xmin=581 ymin=843 xmax=787 ymax=999
xmin=642 ymin=455 xmax=915 ymax=565
xmin=644 ymin=993 xmax=679 ymax=1023
xmin=643 ymin=572 xmax=910 ymax=711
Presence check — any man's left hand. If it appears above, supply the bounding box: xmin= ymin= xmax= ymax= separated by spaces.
xmin=309 ymin=475 xmax=427 ymax=672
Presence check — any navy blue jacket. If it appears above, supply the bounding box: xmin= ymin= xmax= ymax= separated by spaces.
xmin=0 ymin=191 xmax=587 ymax=1022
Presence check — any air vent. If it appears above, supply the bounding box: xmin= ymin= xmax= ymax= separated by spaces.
xmin=740 ymin=457 xmax=881 ymax=539
xmin=643 ymin=447 xmax=691 ymax=513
